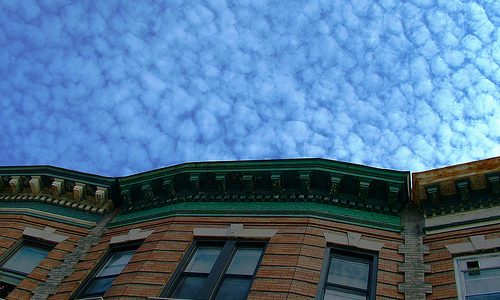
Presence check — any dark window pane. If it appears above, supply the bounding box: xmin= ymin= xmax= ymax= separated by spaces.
xmin=172 ymin=276 xmax=207 ymax=299
xmin=0 ymin=282 xmax=15 ymax=298
xmin=328 ymin=257 xmax=369 ymax=290
xmin=226 ymin=248 xmax=263 ymax=276
xmin=83 ymin=276 xmax=116 ymax=296
xmin=215 ymin=277 xmax=252 ymax=300
xmin=185 ymin=246 xmax=222 ymax=273
xmin=99 ymin=250 xmax=135 ymax=277
xmin=3 ymin=246 xmax=48 ymax=274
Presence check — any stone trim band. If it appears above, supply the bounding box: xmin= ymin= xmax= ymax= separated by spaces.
xmin=110 ymin=228 xmax=155 ymax=245
xmin=23 ymin=226 xmax=68 ymax=243
xmin=445 ymin=235 xmax=500 ymax=254
xmin=194 ymin=224 xmax=278 ymax=239
xmin=323 ymin=231 xmax=384 ymax=251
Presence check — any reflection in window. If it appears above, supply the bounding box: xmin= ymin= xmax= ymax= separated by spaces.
xmin=172 ymin=245 xmax=223 ymax=299
xmin=166 ymin=242 xmax=265 ymax=300
xmin=0 ymin=243 xmax=51 ymax=298
xmin=78 ymin=249 xmax=136 ymax=298
xmin=455 ymin=254 xmax=500 ymax=300
xmin=2 ymin=245 xmax=49 ymax=274
xmin=319 ymin=248 xmax=377 ymax=300
xmin=215 ymin=247 xmax=263 ymax=300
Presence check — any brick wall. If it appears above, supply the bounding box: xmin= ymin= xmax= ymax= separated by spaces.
xmin=51 ymin=216 xmax=403 ymax=299
xmin=0 ymin=214 xmax=89 ymax=300
xmin=424 ymin=224 xmax=500 ymax=300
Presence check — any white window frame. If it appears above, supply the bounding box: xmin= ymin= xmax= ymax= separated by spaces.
xmin=454 ymin=252 xmax=500 ymax=300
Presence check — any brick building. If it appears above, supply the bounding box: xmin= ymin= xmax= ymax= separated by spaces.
xmin=0 ymin=157 xmax=498 ymax=300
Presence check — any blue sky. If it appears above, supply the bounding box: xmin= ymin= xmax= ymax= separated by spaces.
xmin=0 ymin=0 xmax=499 ymax=176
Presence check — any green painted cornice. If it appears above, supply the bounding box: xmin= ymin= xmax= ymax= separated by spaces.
xmin=0 ymin=159 xmax=410 ymax=227
xmin=118 ymin=158 xmax=410 ymax=218
xmin=110 ymin=201 xmax=402 ymax=232
xmin=119 ymin=158 xmax=408 ymax=186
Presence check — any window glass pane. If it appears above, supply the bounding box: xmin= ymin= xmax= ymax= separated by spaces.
xmin=185 ymin=246 xmax=222 ymax=273
xmin=324 ymin=287 xmax=366 ymax=300
xmin=99 ymin=250 xmax=135 ymax=277
xmin=215 ymin=277 xmax=252 ymax=300
xmin=226 ymin=248 xmax=263 ymax=275
xmin=3 ymin=245 xmax=49 ymax=274
xmin=464 ymin=268 xmax=500 ymax=295
xmin=83 ymin=276 xmax=116 ymax=296
xmin=466 ymin=293 xmax=500 ymax=300
xmin=172 ymin=275 xmax=207 ymax=299
xmin=328 ymin=256 xmax=370 ymax=290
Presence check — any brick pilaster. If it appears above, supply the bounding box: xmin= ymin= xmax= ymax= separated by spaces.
xmin=398 ymin=205 xmax=432 ymax=299
xmin=31 ymin=209 xmax=120 ymax=300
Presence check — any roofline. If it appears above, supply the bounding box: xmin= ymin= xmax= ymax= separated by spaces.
xmin=412 ymin=156 xmax=500 ymax=175
xmin=116 ymin=158 xmax=410 ymax=187
xmin=0 ymin=165 xmax=116 ymax=186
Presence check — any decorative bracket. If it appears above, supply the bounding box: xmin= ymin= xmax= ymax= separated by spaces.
xmin=242 ymin=175 xmax=254 ymax=193
xmin=9 ymin=176 xmax=21 ymax=193
xmin=271 ymin=173 xmax=281 ymax=193
xmin=51 ymin=178 xmax=64 ymax=196
xmin=425 ymin=185 xmax=440 ymax=203
xmin=456 ymin=179 xmax=470 ymax=202
xmin=330 ymin=174 xmax=343 ymax=194
xmin=299 ymin=172 xmax=310 ymax=192
xmin=73 ymin=183 xmax=86 ymax=201
xmin=29 ymin=176 xmax=42 ymax=194
xmin=95 ymin=187 xmax=108 ymax=204
xmin=142 ymin=184 xmax=154 ymax=201
xmin=358 ymin=178 xmax=372 ymax=201
xmin=163 ymin=178 xmax=175 ymax=196
xmin=216 ymin=174 xmax=226 ymax=193
xmin=388 ymin=183 xmax=401 ymax=207
xmin=121 ymin=190 xmax=132 ymax=205
xmin=487 ymin=174 xmax=500 ymax=195
xmin=190 ymin=174 xmax=200 ymax=193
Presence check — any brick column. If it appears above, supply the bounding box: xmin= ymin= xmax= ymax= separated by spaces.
xmin=32 ymin=209 xmax=120 ymax=300
xmin=398 ymin=205 xmax=432 ymax=299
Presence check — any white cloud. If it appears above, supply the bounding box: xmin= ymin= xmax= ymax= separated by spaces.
xmin=0 ymin=0 xmax=498 ymax=175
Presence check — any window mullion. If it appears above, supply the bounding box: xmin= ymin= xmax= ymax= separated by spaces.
xmin=202 ymin=241 xmax=235 ymax=299
xmin=326 ymin=282 xmax=368 ymax=294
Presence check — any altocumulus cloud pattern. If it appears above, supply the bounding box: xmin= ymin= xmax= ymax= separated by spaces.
xmin=0 ymin=0 xmax=499 ymax=176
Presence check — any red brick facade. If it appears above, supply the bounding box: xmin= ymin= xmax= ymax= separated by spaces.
xmin=0 ymin=157 xmax=498 ymax=299
xmin=424 ymin=224 xmax=500 ymax=300
xmin=0 ymin=214 xmax=87 ymax=299
xmin=48 ymin=216 xmax=403 ymax=299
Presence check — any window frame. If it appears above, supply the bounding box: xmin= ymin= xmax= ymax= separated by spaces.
xmin=0 ymin=238 xmax=54 ymax=297
xmin=316 ymin=246 xmax=378 ymax=300
xmin=161 ymin=239 xmax=267 ymax=299
xmin=454 ymin=252 xmax=500 ymax=300
xmin=73 ymin=242 xmax=140 ymax=299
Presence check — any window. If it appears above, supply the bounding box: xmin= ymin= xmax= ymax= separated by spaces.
xmin=455 ymin=253 xmax=500 ymax=300
xmin=317 ymin=247 xmax=378 ymax=300
xmin=0 ymin=241 xmax=51 ymax=298
xmin=163 ymin=240 xmax=265 ymax=300
xmin=76 ymin=246 xmax=137 ymax=299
